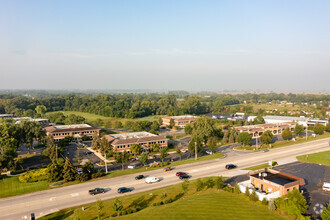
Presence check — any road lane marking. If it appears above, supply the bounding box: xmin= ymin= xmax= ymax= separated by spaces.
xmin=49 ymin=197 xmax=56 ymax=201
xmin=71 ymin=193 xmax=79 ymax=197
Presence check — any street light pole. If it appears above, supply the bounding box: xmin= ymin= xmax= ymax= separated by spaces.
xmin=195 ymin=142 xmax=197 ymax=160
xmin=104 ymin=153 xmax=108 ymax=174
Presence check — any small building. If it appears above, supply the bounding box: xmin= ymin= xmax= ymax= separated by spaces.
xmin=235 ymin=122 xmax=295 ymax=139
xmin=247 ymin=115 xmax=328 ymax=127
xmin=105 ymin=131 xmax=168 ymax=152
xmin=238 ymin=168 xmax=305 ymax=201
xmin=13 ymin=117 xmax=50 ymax=127
xmin=162 ymin=115 xmax=197 ymax=128
xmin=45 ymin=124 xmax=99 ymax=142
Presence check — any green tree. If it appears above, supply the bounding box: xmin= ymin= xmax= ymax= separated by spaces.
xmin=139 ymin=152 xmax=148 ymax=165
xmin=176 ymin=146 xmax=182 ymax=161
xmin=188 ymin=137 xmax=203 ymax=156
xmin=63 ymin=157 xmax=75 ymax=182
xmin=35 ymin=105 xmax=47 ymax=115
xmin=234 ymin=183 xmax=240 ymax=194
xmin=314 ymin=123 xmax=325 ymax=135
xmin=184 ymin=123 xmax=193 ymax=134
xmin=253 ymin=115 xmax=265 ymax=125
xmin=195 ymin=178 xmax=204 ymax=192
xmin=158 ymin=117 xmax=163 ymax=126
xmin=245 ymin=186 xmax=250 ymax=197
xmin=215 ymin=176 xmax=225 ymax=190
xmin=160 ymin=192 xmax=167 ymax=204
xmin=321 ymin=200 xmax=330 ymax=220
xmin=182 ymin=179 xmax=189 ymax=194
xmin=20 ymin=121 xmax=45 ymax=154
xmin=237 ymin=132 xmax=252 ymax=147
xmin=47 ymin=163 xmax=63 ymax=182
xmin=282 ymin=127 xmax=293 ymax=140
xmin=112 ymin=197 xmax=123 ymax=217
xmin=114 ymin=151 xmax=130 ymax=170
xmin=260 ymin=130 xmax=273 ymax=146
xmin=277 ymin=188 xmax=308 ymax=218
xmin=100 ymin=136 xmax=111 ymax=155
xmin=160 ymin=147 xmax=169 ymax=163
xmin=191 ymin=116 xmax=216 ymax=144
xmin=205 ymin=178 xmax=215 ymax=189
xmin=207 ymin=136 xmax=217 ymax=154
xmin=96 ymin=199 xmax=104 ymax=220
xmin=249 ymin=190 xmax=259 ymax=201
xmin=91 ymin=132 xmax=101 ymax=150
xmin=325 ymin=123 xmax=330 ymax=132
xmin=151 ymin=143 xmax=160 ymax=152
xmin=130 ymin=144 xmax=142 ymax=156
xmin=169 ymin=118 xmax=175 ymax=128
xmin=294 ymin=124 xmax=304 ymax=136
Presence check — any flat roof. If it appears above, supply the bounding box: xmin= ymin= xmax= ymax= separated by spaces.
xmin=109 ymin=131 xmax=156 ymax=140
xmin=163 ymin=115 xmax=197 ymax=120
xmin=45 ymin=124 xmax=98 ymax=133
xmin=52 ymin=124 xmax=92 ymax=129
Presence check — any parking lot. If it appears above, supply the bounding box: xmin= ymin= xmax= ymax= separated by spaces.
xmin=225 ymin=161 xmax=330 ymax=218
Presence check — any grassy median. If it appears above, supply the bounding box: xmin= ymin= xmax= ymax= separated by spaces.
xmin=39 ymin=177 xmax=288 ymax=220
xmin=296 ymin=150 xmax=330 ymax=166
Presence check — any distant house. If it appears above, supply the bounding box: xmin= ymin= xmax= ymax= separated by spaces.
xmin=238 ymin=168 xmax=305 ymax=201
xmin=45 ymin=124 xmax=99 ymax=142
xmin=104 ymin=131 xmax=168 ymax=152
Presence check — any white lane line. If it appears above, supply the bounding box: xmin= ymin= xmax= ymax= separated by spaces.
xmin=49 ymin=197 xmax=56 ymax=201
xmin=71 ymin=193 xmax=79 ymax=197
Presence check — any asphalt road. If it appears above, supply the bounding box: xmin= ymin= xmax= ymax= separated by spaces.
xmin=1 ymin=138 xmax=329 ymax=220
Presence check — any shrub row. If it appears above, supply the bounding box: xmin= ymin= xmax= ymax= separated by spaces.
xmin=19 ymin=168 xmax=48 ymax=183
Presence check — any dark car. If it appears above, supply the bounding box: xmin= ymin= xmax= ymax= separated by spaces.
xmin=225 ymin=164 xmax=237 ymax=169
xmin=89 ymin=188 xmax=106 ymax=195
xmin=84 ymin=151 xmax=93 ymax=155
xmin=117 ymin=187 xmax=133 ymax=193
xmin=176 ymin=172 xmax=187 ymax=176
xmin=179 ymin=174 xmax=191 ymax=180
xmin=135 ymin=175 xmax=145 ymax=180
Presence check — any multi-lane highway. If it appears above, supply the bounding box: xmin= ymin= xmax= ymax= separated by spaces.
xmin=0 ymin=138 xmax=329 ymax=220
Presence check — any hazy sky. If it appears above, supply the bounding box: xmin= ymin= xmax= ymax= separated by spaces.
xmin=1 ymin=0 xmax=330 ymax=92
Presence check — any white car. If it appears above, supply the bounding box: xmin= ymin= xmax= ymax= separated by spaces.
xmin=322 ymin=182 xmax=330 ymax=192
xmin=145 ymin=177 xmax=160 ymax=184
xmin=180 ymin=149 xmax=188 ymax=153
xmin=205 ymin=150 xmax=212 ymax=155
xmin=127 ymin=165 xmax=136 ymax=169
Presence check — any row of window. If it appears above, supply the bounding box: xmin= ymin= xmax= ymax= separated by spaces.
xmin=116 ymin=140 xmax=167 ymax=149
xmin=53 ymin=130 xmax=96 ymax=136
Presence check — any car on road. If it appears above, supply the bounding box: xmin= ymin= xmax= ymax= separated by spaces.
xmin=145 ymin=177 xmax=160 ymax=184
xmin=179 ymin=174 xmax=191 ymax=180
xmin=176 ymin=172 xmax=187 ymax=176
xmin=117 ymin=187 xmax=133 ymax=193
xmin=84 ymin=151 xmax=93 ymax=155
xmin=89 ymin=188 xmax=106 ymax=195
xmin=225 ymin=164 xmax=237 ymax=169
xmin=135 ymin=175 xmax=145 ymax=180
xmin=163 ymin=167 xmax=173 ymax=172
xmin=261 ymin=149 xmax=269 ymax=152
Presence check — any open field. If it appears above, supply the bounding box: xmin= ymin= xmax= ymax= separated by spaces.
xmin=47 ymin=111 xmax=163 ymax=124
xmin=241 ymin=163 xmax=270 ymax=170
xmin=39 ymin=177 xmax=288 ymax=220
xmin=0 ymin=176 xmax=50 ymax=198
xmin=234 ymin=132 xmax=330 ymax=151
xmin=296 ymin=150 xmax=330 ymax=166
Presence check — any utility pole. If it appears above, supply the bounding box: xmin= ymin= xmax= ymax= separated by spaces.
xmin=104 ymin=153 xmax=108 ymax=174
xmin=195 ymin=142 xmax=197 ymax=160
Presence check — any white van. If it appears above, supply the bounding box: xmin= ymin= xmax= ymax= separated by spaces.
xmin=322 ymin=182 xmax=330 ymax=192
xmin=145 ymin=177 xmax=160 ymax=184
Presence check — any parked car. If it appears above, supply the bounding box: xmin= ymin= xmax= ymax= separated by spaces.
xmin=261 ymin=149 xmax=269 ymax=152
xmin=84 ymin=151 xmax=93 ymax=155
xmin=145 ymin=177 xmax=160 ymax=184
xmin=179 ymin=174 xmax=191 ymax=180
xmin=89 ymin=188 xmax=106 ymax=195
xmin=128 ymin=165 xmax=136 ymax=169
xmin=180 ymin=149 xmax=188 ymax=153
xmin=117 ymin=187 xmax=133 ymax=193
xmin=205 ymin=150 xmax=212 ymax=155
xmin=135 ymin=175 xmax=145 ymax=180
xmin=225 ymin=164 xmax=237 ymax=169
xmin=163 ymin=167 xmax=173 ymax=172
xmin=322 ymin=182 xmax=330 ymax=192
xmin=176 ymin=172 xmax=187 ymax=176
xmin=76 ymin=169 xmax=83 ymax=174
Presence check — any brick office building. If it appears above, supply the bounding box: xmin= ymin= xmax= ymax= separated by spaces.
xmin=162 ymin=115 xmax=198 ymax=128
xmin=45 ymin=124 xmax=100 ymax=142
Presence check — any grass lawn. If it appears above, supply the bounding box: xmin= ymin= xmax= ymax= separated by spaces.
xmin=296 ymin=150 xmax=330 ymax=166
xmin=234 ymin=132 xmax=330 ymax=152
xmin=241 ymin=163 xmax=270 ymax=170
xmin=39 ymin=177 xmax=288 ymax=220
xmin=0 ymin=176 xmax=50 ymax=198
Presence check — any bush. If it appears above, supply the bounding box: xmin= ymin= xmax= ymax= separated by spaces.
xmin=245 ymin=186 xmax=250 ymax=196
xmin=19 ymin=168 xmax=48 ymax=183
xmin=262 ymin=198 xmax=268 ymax=205
xmin=164 ymin=198 xmax=173 ymax=204
xmin=223 ymin=186 xmax=234 ymax=193
xmin=234 ymin=183 xmax=240 ymax=194
xmin=195 ymin=179 xmax=205 ymax=192
xmin=249 ymin=190 xmax=259 ymax=201
xmin=91 ymin=172 xmax=104 ymax=179
xmin=111 ymin=213 xmax=117 ymax=217
xmin=76 ymin=173 xmax=89 ymax=182
xmin=122 ymin=210 xmax=127 ymax=215
xmin=10 ymin=169 xmax=26 ymax=175
xmin=205 ymin=178 xmax=215 ymax=189
xmin=215 ymin=176 xmax=225 ymax=190
xmin=126 ymin=209 xmax=133 ymax=214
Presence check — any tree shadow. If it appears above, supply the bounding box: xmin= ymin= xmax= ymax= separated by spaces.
xmin=47 ymin=210 xmax=74 ymax=220
xmin=127 ymin=195 xmax=157 ymax=209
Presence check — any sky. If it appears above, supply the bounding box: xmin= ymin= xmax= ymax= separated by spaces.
xmin=1 ymin=0 xmax=330 ymax=92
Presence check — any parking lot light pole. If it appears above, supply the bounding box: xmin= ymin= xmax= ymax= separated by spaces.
xmin=104 ymin=153 xmax=108 ymax=174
